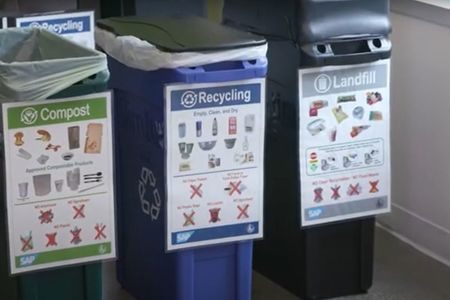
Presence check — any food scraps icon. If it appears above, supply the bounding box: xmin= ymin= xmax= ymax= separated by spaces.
xmin=46 ymin=143 xmax=61 ymax=152
xmin=209 ymin=208 xmax=221 ymax=223
xmin=14 ymin=132 xmax=25 ymax=146
xmin=39 ymin=209 xmax=54 ymax=224
xmin=36 ymin=129 xmax=51 ymax=142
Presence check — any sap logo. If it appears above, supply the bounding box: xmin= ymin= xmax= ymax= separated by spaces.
xmin=20 ymin=255 xmax=36 ymax=267
xmin=138 ymin=167 xmax=161 ymax=221
xmin=307 ymin=208 xmax=323 ymax=219
xmin=176 ymin=231 xmax=194 ymax=244
xmin=247 ymin=224 xmax=256 ymax=234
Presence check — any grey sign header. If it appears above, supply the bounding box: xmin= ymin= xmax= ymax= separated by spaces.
xmin=301 ymin=64 xmax=388 ymax=98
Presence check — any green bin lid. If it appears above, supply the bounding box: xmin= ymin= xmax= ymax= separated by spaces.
xmin=96 ymin=16 xmax=266 ymax=53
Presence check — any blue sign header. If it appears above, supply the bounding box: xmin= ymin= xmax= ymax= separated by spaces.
xmin=171 ymin=83 xmax=261 ymax=111
xmin=19 ymin=16 xmax=91 ymax=35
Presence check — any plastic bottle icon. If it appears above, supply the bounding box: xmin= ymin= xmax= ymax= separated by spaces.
xmin=178 ymin=123 xmax=186 ymax=138
xmin=229 ymin=117 xmax=237 ymax=135
xmin=243 ymin=136 xmax=249 ymax=151
xmin=212 ymin=118 xmax=218 ymax=136
xmin=196 ymin=121 xmax=202 ymax=137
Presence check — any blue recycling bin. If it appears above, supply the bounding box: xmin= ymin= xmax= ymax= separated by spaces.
xmin=97 ymin=16 xmax=267 ymax=300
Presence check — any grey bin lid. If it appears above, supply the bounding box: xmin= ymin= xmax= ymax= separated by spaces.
xmin=298 ymin=0 xmax=391 ymax=44
xmin=96 ymin=16 xmax=267 ymax=53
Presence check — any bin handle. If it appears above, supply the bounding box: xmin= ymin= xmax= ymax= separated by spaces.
xmin=301 ymin=37 xmax=391 ymax=63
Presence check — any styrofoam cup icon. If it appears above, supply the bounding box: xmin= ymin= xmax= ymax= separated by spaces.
xmin=18 ymin=182 xmax=28 ymax=198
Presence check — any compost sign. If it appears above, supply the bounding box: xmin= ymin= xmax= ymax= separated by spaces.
xmin=2 ymin=92 xmax=116 ymax=274
xmin=298 ymin=60 xmax=391 ymax=226
xmin=165 ymin=78 xmax=265 ymax=251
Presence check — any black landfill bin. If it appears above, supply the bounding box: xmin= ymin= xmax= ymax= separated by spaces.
xmin=224 ymin=0 xmax=391 ymax=299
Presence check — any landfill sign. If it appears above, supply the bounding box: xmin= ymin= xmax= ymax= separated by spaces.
xmin=2 ymin=92 xmax=116 ymax=274
xmin=298 ymin=59 xmax=391 ymax=227
xmin=165 ymin=78 xmax=265 ymax=251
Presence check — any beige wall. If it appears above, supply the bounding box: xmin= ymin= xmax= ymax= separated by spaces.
xmin=378 ymin=12 xmax=450 ymax=265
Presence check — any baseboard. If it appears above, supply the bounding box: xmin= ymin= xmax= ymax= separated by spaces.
xmin=377 ymin=204 xmax=450 ymax=268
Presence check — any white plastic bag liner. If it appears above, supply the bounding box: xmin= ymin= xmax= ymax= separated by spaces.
xmin=0 ymin=28 xmax=108 ymax=102
xmin=95 ymin=27 xmax=267 ymax=71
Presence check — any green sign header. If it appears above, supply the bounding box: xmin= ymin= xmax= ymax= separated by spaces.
xmin=7 ymin=97 xmax=107 ymax=129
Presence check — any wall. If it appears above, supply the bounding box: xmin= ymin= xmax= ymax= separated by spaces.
xmin=378 ymin=11 xmax=450 ymax=266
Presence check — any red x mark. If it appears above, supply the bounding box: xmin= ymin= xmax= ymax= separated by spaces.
xmin=39 ymin=209 xmax=54 ymax=224
xmin=70 ymin=227 xmax=82 ymax=245
xmin=314 ymin=187 xmax=323 ymax=203
xmin=369 ymin=180 xmax=379 ymax=193
xmin=237 ymin=204 xmax=249 ymax=219
xmin=46 ymin=232 xmax=57 ymax=247
xmin=183 ymin=211 xmax=196 ymax=227
xmin=348 ymin=183 xmax=361 ymax=196
xmin=229 ymin=181 xmax=242 ymax=196
xmin=190 ymin=184 xmax=203 ymax=199
xmin=20 ymin=235 xmax=33 ymax=252
xmin=73 ymin=204 xmax=85 ymax=219
xmin=331 ymin=185 xmax=341 ymax=200
xmin=95 ymin=224 xmax=107 ymax=240
xmin=209 ymin=208 xmax=221 ymax=223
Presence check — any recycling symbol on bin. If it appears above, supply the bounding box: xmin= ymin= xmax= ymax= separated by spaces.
xmin=20 ymin=107 xmax=38 ymax=125
xmin=180 ymin=91 xmax=198 ymax=108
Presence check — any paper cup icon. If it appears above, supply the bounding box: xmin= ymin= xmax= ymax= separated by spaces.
xmin=18 ymin=182 xmax=28 ymax=198
xmin=55 ymin=180 xmax=64 ymax=192
xmin=178 ymin=123 xmax=186 ymax=138
xmin=329 ymin=127 xmax=337 ymax=142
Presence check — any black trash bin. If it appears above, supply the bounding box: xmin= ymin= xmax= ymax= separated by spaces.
xmin=224 ymin=1 xmax=391 ymax=299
